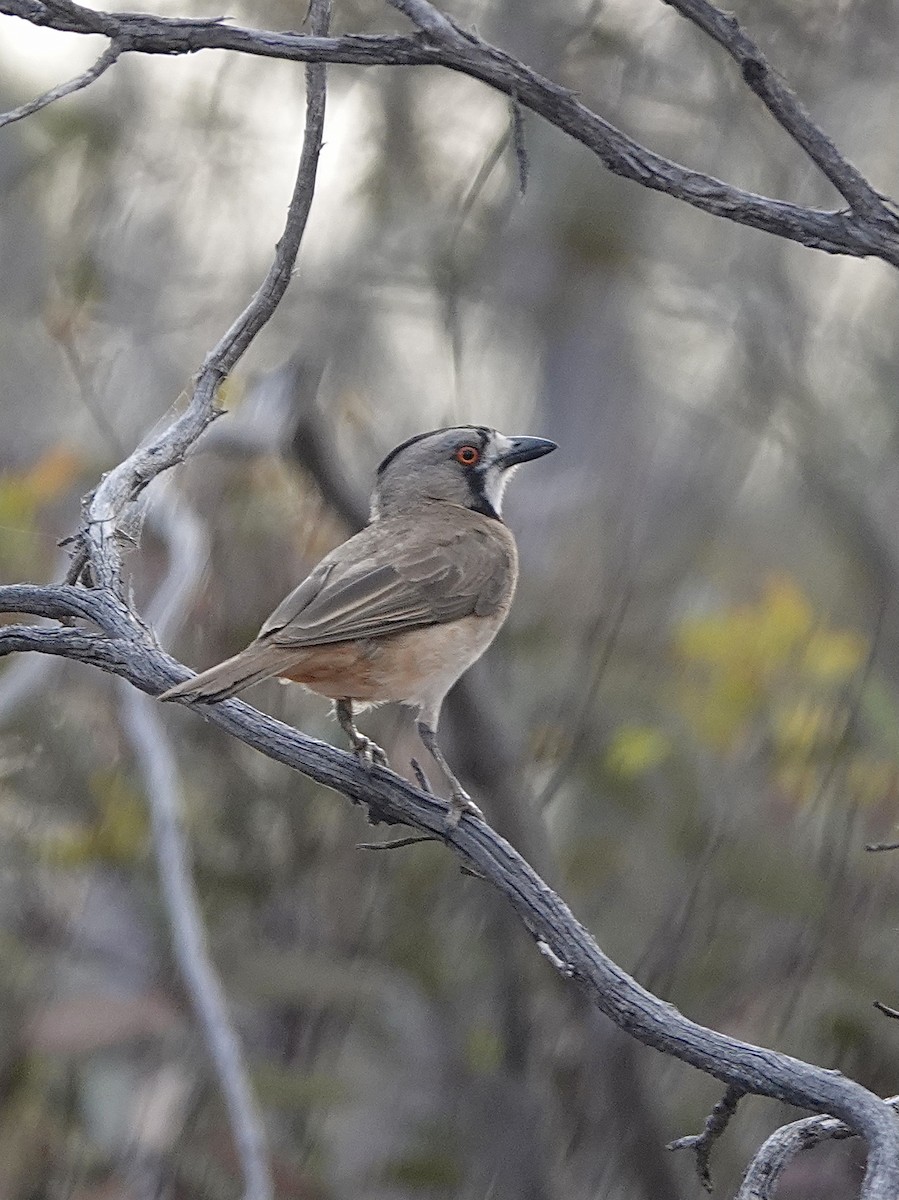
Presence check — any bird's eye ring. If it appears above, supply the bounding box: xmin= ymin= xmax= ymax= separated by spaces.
xmin=455 ymin=445 xmax=480 ymax=466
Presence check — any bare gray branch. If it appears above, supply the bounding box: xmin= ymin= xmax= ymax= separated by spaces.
xmin=737 ymin=1096 xmax=899 ymax=1200
xmin=59 ymin=0 xmax=329 ymax=595
xmin=661 ymin=0 xmax=896 ymax=223
xmin=1 ymin=0 xmax=898 ymax=265
xmin=0 ymin=39 xmax=121 ymax=129
xmin=2 ymin=584 xmax=899 ymax=1200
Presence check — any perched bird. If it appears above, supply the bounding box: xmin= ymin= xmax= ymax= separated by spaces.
xmin=160 ymin=426 xmax=556 ymax=824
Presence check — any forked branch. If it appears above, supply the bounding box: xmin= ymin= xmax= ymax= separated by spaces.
xmin=1 ymin=0 xmax=899 ymax=265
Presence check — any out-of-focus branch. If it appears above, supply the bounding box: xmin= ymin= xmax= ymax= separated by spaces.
xmin=2 ymin=587 xmax=899 ymax=1200
xmin=737 ymin=1096 xmax=899 ymax=1200
xmin=0 ymin=655 xmax=56 ymax=721
xmin=0 ymin=39 xmax=122 ymax=128
xmin=125 ymin=480 xmax=275 ymax=1200
xmin=121 ymin=2 xmax=329 ymax=1184
xmin=123 ymin=694 xmax=272 ymax=1200
xmin=2 ymin=0 xmax=899 ymax=265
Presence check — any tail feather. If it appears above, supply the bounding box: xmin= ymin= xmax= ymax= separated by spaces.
xmin=159 ymin=644 xmax=289 ymax=703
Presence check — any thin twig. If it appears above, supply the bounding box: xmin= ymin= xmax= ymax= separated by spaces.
xmin=668 ymin=1083 xmax=744 ymax=1191
xmin=67 ymin=0 xmax=330 ymax=595
xmin=357 ymin=835 xmax=439 ymax=850
xmin=661 ymin=0 xmax=895 ymax=223
xmin=0 ymin=39 xmax=122 ymax=129
xmin=509 ymin=87 xmax=528 ymax=197
xmin=409 ymin=757 xmax=432 ymax=792
xmin=874 ymin=1001 xmax=899 ymax=1020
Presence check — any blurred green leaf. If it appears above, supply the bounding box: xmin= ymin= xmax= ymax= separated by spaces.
xmin=379 ymin=1150 xmax=461 ymax=1189
xmin=464 ymin=1026 xmax=503 ymax=1074
xmin=604 ymin=725 xmax=672 ymax=779
xmin=253 ymin=1064 xmax=349 ymax=1112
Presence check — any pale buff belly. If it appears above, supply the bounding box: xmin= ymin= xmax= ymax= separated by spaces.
xmin=277 ymin=614 xmax=503 ymax=714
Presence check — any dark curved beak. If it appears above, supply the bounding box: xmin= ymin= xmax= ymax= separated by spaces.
xmin=498 ymin=436 xmax=558 ymax=468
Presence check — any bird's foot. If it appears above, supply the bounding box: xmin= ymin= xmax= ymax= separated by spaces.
xmin=336 ymin=700 xmax=388 ymax=769
xmin=351 ymin=734 xmax=389 ymax=770
xmin=445 ymin=788 xmax=485 ymax=829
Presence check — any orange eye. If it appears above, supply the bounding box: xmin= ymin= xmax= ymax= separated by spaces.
xmin=455 ymin=445 xmax=480 ymax=466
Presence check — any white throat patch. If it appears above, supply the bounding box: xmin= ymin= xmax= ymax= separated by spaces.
xmin=480 ymin=433 xmax=519 ymax=516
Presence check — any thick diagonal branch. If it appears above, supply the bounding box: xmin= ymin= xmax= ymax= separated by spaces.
xmin=1 ymin=588 xmax=899 ymax=1200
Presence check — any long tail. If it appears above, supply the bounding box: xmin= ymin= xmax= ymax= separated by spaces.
xmin=159 ymin=643 xmax=291 ymax=703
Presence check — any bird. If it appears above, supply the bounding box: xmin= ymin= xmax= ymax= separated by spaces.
xmin=159 ymin=425 xmax=557 ymax=825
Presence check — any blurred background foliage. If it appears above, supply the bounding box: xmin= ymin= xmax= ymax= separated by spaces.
xmin=2 ymin=0 xmax=899 ymax=1196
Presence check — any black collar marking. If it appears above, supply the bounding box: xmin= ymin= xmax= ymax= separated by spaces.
xmin=466 ymin=466 xmax=501 ymax=521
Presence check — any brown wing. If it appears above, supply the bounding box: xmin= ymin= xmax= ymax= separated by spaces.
xmin=257 ymin=514 xmax=515 ymax=649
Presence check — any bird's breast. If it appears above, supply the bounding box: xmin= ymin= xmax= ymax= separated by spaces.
xmin=276 ymin=613 xmax=506 ymax=712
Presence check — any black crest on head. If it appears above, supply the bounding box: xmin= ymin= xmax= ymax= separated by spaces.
xmin=376 ymin=426 xmax=492 ymax=476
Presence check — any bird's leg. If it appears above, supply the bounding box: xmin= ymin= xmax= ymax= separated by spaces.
xmin=336 ymin=699 xmax=389 ymax=768
xmin=410 ymin=757 xmax=432 ymax=793
xmin=416 ymin=721 xmax=484 ymax=827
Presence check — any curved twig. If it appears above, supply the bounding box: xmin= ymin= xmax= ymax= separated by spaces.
xmin=0 ymin=38 xmax=122 ymax=128
xmin=737 ymin=1096 xmax=899 ymax=1200
xmin=56 ymin=0 xmax=329 ymax=595
xmin=668 ymin=1083 xmax=745 ymax=1191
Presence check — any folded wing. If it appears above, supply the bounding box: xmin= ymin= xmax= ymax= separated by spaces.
xmin=259 ymin=519 xmax=511 ymax=648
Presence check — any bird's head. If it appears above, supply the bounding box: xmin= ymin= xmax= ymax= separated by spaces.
xmin=371 ymin=426 xmax=556 ymax=521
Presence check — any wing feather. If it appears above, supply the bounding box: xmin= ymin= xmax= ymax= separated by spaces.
xmin=255 ymin=516 xmax=513 ymax=650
